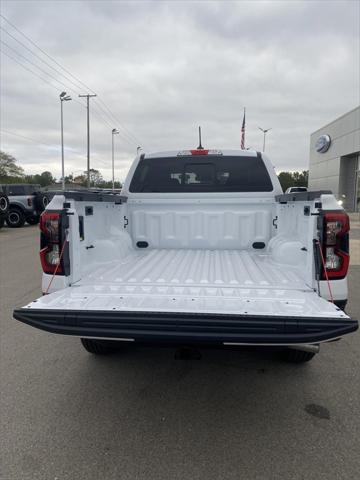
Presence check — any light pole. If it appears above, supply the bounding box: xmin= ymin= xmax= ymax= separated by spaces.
xmin=79 ymin=93 xmax=97 ymax=188
xmin=111 ymin=128 xmax=119 ymax=191
xmin=258 ymin=126 xmax=272 ymax=152
xmin=60 ymin=91 xmax=72 ymax=190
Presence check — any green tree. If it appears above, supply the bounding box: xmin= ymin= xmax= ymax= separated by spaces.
xmin=98 ymin=180 xmax=122 ymax=189
xmin=84 ymin=168 xmax=103 ymax=187
xmin=292 ymin=170 xmax=308 ymax=186
xmin=0 ymin=151 xmax=56 ymax=186
xmin=277 ymin=170 xmax=309 ymax=192
xmin=64 ymin=174 xmax=74 ymax=184
xmin=277 ymin=172 xmax=294 ymax=192
xmin=0 ymin=151 xmax=24 ymax=179
xmin=39 ymin=171 xmax=56 ymax=186
xmin=25 ymin=171 xmax=56 ymax=187
xmin=73 ymin=174 xmax=87 ymax=185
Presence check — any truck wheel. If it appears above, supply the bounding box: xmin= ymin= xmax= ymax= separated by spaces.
xmin=80 ymin=338 xmax=118 ymax=355
xmin=34 ymin=192 xmax=49 ymax=213
xmin=0 ymin=195 xmax=9 ymax=213
xmin=26 ymin=215 xmax=40 ymax=225
xmin=281 ymin=349 xmax=316 ymax=363
xmin=6 ymin=208 xmax=25 ymax=228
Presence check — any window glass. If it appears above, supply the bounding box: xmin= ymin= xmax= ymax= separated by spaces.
xmin=7 ymin=186 xmax=25 ymax=195
xmin=184 ymin=164 xmax=215 ymax=185
xmin=129 ymin=155 xmax=273 ymax=192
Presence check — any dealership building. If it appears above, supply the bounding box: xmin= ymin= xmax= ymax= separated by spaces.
xmin=308 ymin=106 xmax=360 ymax=212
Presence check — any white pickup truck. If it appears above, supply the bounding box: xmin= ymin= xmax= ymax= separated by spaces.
xmin=14 ymin=149 xmax=358 ymax=363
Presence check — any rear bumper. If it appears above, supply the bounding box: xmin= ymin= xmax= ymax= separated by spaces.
xmin=13 ymin=309 xmax=358 ymax=345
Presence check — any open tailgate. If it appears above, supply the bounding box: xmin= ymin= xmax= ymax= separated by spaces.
xmin=14 ymin=285 xmax=358 ymax=345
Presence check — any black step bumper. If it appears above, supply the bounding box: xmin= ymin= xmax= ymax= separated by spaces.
xmin=13 ymin=308 xmax=358 ymax=345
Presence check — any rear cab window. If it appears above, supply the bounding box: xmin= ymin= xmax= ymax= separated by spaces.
xmin=129 ymin=155 xmax=273 ymax=193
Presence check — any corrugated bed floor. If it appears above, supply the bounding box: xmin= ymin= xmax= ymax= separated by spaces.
xmin=80 ymin=249 xmax=308 ymax=290
xmin=36 ymin=250 xmax=345 ymax=317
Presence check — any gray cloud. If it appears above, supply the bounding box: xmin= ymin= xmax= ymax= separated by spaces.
xmin=1 ymin=0 xmax=359 ymax=182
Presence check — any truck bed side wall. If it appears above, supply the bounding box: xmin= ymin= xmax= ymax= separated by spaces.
xmin=42 ymin=197 xmax=130 ymax=293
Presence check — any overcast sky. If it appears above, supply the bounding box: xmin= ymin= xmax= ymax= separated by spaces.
xmin=1 ymin=0 xmax=359 ymax=181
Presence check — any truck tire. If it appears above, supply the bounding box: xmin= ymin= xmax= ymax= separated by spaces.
xmin=80 ymin=338 xmax=118 ymax=355
xmin=0 ymin=194 xmax=9 ymax=214
xmin=6 ymin=208 xmax=25 ymax=228
xmin=0 ymin=216 xmax=5 ymax=229
xmin=281 ymin=348 xmax=316 ymax=363
xmin=26 ymin=214 xmax=40 ymax=225
xmin=34 ymin=192 xmax=49 ymax=213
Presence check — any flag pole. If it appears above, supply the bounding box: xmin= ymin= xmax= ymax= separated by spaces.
xmin=241 ymin=107 xmax=246 ymax=150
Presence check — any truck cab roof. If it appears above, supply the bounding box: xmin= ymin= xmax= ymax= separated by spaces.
xmin=144 ymin=149 xmax=259 ymax=158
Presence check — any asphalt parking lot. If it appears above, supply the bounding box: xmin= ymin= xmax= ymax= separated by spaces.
xmin=1 ymin=219 xmax=360 ymax=480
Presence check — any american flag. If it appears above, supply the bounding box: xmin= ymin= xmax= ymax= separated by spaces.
xmin=241 ymin=108 xmax=246 ymax=149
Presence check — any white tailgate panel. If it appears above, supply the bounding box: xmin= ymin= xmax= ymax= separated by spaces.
xmin=25 ymin=284 xmax=347 ymax=319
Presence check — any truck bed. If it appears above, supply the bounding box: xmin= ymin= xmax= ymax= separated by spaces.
xmin=28 ymin=249 xmax=345 ymax=318
xmin=82 ymin=248 xmax=305 ymax=290
xmin=15 ymin=246 xmax=356 ymax=345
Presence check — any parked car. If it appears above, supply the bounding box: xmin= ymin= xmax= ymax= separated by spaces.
xmin=13 ymin=149 xmax=358 ymax=363
xmin=0 ymin=184 xmax=50 ymax=227
xmin=285 ymin=186 xmax=308 ymax=193
xmin=0 ymin=191 xmax=9 ymax=229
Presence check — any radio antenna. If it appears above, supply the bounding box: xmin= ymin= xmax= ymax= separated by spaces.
xmin=197 ymin=126 xmax=204 ymax=149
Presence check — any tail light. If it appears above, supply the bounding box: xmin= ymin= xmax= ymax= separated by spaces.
xmin=39 ymin=211 xmax=70 ymax=275
xmin=190 ymin=149 xmax=209 ymax=155
xmin=319 ymin=212 xmax=349 ymax=279
xmin=177 ymin=150 xmax=223 ymax=156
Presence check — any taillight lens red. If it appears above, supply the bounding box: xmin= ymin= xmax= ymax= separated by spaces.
xmin=321 ymin=212 xmax=349 ymax=279
xmin=40 ymin=212 xmax=63 ymax=274
xmin=325 ymin=215 xmax=349 ymax=245
xmin=190 ymin=149 xmax=209 ymax=155
xmin=40 ymin=212 xmax=61 ymax=242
